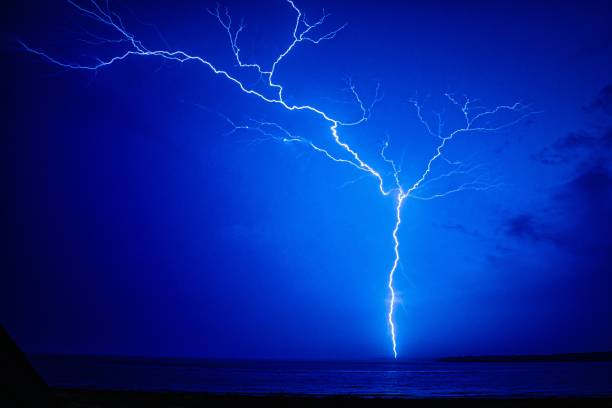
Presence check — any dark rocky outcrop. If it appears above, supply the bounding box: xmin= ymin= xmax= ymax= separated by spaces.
xmin=0 ymin=325 xmax=58 ymax=407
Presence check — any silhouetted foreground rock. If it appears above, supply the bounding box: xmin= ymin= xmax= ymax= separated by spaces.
xmin=0 ymin=325 xmax=58 ymax=407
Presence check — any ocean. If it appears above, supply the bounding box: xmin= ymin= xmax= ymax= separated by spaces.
xmin=30 ymin=355 xmax=612 ymax=398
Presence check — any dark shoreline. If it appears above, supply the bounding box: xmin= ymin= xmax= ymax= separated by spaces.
xmin=9 ymin=329 xmax=612 ymax=406
xmin=30 ymin=350 xmax=612 ymax=364
xmin=438 ymin=351 xmax=612 ymax=363
xmin=53 ymin=389 xmax=612 ymax=407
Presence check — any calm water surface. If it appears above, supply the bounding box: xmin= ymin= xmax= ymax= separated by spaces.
xmin=31 ymin=355 xmax=612 ymax=398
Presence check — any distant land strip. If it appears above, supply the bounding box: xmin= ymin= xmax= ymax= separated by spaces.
xmin=438 ymin=351 xmax=612 ymax=363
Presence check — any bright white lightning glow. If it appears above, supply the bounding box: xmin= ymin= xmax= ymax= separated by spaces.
xmin=21 ymin=0 xmax=535 ymax=359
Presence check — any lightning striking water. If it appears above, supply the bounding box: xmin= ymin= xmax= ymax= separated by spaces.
xmin=21 ymin=0 xmax=535 ymax=359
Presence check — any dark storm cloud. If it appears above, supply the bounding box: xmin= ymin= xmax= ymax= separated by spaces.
xmin=533 ymin=128 xmax=612 ymax=165
xmin=550 ymin=85 xmax=612 ymax=203
xmin=553 ymin=129 xmax=612 ymax=150
xmin=502 ymin=213 xmax=553 ymax=243
xmin=507 ymin=87 xmax=612 ymax=253
xmin=495 ymin=158 xmax=612 ymax=340
xmin=503 ymin=161 xmax=611 ymax=250
xmin=555 ymin=160 xmax=612 ymax=203
xmin=587 ymin=84 xmax=612 ymax=116
xmin=534 ymin=85 xmax=612 ymax=165
xmin=547 ymin=160 xmax=611 ymax=256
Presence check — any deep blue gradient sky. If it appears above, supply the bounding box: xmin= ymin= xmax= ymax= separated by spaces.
xmin=1 ymin=0 xmax=611 ymax=360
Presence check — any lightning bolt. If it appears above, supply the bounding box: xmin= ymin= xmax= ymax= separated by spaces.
xmin=20 ymin=0 xmax=535 ymax=359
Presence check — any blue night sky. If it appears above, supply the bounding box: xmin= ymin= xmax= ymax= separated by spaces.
xmin=1 ymin=0 xmax=611 ymax=360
